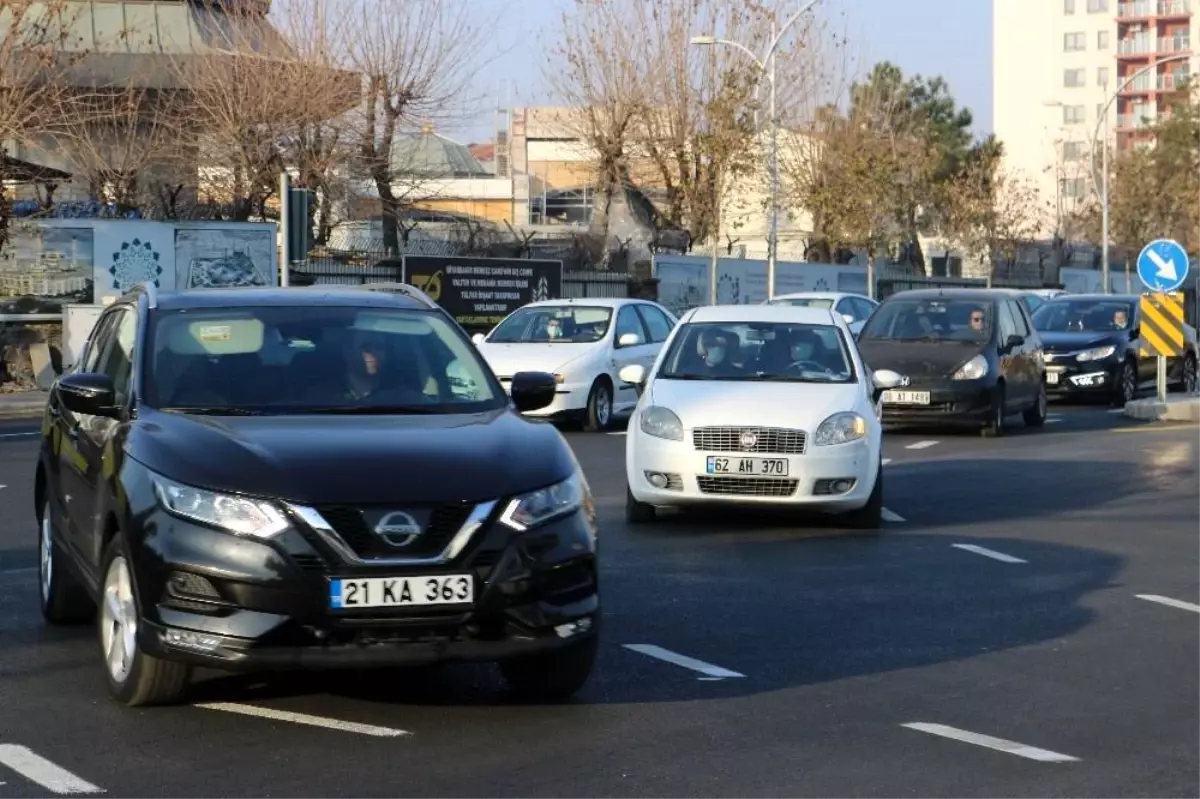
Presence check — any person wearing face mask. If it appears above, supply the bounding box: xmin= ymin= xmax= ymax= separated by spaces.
xmin=696 ymin=328 xmax=742 ymax=375
xmin=786 ymin=329 xmax=823 ymax=368
xmin=545 ymin=317 xmax=563 ymax=339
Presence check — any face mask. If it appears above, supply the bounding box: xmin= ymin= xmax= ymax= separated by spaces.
xmin=706 ymin=346 xmax=726 ymax=364
xmin=791 ymin=343 xmax=813 ymax=361
xmin=548 ymin=325 xmax=560 ymax=338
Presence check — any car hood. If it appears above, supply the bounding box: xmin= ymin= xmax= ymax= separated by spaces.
xmin=648 ymin=377 xmax=863 ymax=430
xmin=856 ymin=340 xmax=984 ymax=378
xmin=477 ymin=342 xmax=598 ymax=378
xmin=127 ymin=408 xmax=576 ymax=505
xmin=1036 ymin=331 xmax=1120 ymax=352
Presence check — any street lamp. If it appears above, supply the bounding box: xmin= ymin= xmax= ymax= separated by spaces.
xmin=1089 ymin=52 xmax=1196 ymax=294
xmin=690 ymin=0 xmax=823 ymax=300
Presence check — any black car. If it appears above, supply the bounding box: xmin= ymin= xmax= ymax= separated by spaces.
xmin=857 ymin=288 xmax=1047 ymax=436
xmin=34 ymin=282 xmax=600 ymax=706
xmin=1031 ymin=293 xmax=1199 ymax=404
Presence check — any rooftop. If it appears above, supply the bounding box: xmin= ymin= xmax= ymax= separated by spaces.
xmin=391 ymin=127 xmax=493 ymax=179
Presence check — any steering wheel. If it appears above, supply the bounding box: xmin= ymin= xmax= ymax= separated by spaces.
xmin=787 ymin=359 xmax=828 ymax=373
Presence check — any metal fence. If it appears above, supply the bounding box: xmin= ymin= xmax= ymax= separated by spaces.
xmin=876 ymin=274 xmax=1057 ymax=299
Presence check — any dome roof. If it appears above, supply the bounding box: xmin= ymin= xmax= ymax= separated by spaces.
xmin=390 ymin=126 xmax=493 ymax=179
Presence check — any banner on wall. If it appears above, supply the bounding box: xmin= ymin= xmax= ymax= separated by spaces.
xmin=403 ymin=255 xmax=563 ymax=329
xmin=653 ymin=254 xmax=870 ymax=315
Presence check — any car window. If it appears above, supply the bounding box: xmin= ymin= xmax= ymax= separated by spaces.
xmin=851 ymin=298 xmax=877 ymax=321
xmin=80 ymin=311 xmax=120 ymax=373
xmin=657 ymin=321 xmax=856 ymax=383
xmin=859 ymin=298 xmax=995 ymax=342
xmin=486 ymin=304 xmax=612 ymax=343
xmin=143 ymin=305 xmax=506 ymax=414
xmin=635 ymin=304 xmax=673 ymax=342
xmin=614 ymin=305 xmax=645 ymax=345
xmin=1031 ymin=299 xmax=1134 ymax=332
xmin=770 ymin=296 xmax=834 ymax=309
xmin=997 ymin=301 xmax=1019 ymax=340
xmin=1008 ymin=300 xmax=1032 ymax=337
xmin=94 ymin=309 xmax=137 ymax=406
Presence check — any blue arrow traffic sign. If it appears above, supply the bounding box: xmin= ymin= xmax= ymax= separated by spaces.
xmin=1136 ymin=238 xmax=1191 ymax=293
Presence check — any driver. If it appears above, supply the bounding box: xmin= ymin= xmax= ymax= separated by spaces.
xmin=788 ymin=329 xmax=822 ymax=366
xmin=1112 ymin=308 xmax=1128 ymax=329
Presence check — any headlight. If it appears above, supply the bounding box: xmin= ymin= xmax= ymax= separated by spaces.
xmin=952 ymin=354 xmax=988 ymax=380
xmin=153 ymin=476 xmax=288 ymax=539
xmin=639 ymin=405 xmax=684 ymax=441
xmin=1077 ymin=345 xmax=1116 ymax=362
xmin=814 ymin=412 xmax=867 ymax=446
xmin=499 ymin=471 xmax=585 ymax=531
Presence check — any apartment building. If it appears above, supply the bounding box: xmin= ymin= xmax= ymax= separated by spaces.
xmin=993 ymin=0 xmax=1197 ymax=237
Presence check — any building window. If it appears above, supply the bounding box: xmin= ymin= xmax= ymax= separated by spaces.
xmin=1087 ymin=0 xmax=1107 ymax=10
xmin=1064 ymin=105 xmax=1086 ymax=124
xmin=1063 ymin=177 xmax=1088 ymax=198
xmin=1064 ymin=68 xmax=1087 ymax=87
xmin=1065 ymin=0 xmax=1076 ymax=11
xmin=1097 ymin=66 xmax=1110 ymax=86
xmin=1063 ymin=141 xmax=1086 ymax=161
xmin=1098 ymin=30 xmax=1110 ymax=49
xmin=1064 ymin=32 xmax=1086 ymax=50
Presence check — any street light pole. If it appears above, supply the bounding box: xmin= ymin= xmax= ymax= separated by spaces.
xmin=1101 ymin=76 xmax=1109 ymax=295
xmin=690 ymin=0 xmax=822 ymax=301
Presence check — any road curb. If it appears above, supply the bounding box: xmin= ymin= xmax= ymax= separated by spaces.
xmin=1123 ymin=395 xmax=1200 ymax=423
xmin=0 ymin=394 xmax=47 ymax=420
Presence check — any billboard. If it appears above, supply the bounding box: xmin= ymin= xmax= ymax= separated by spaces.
xmin=403 ymin=255 xmax=563 ymax=329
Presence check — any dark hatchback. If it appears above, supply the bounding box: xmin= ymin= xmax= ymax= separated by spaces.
xmin=857 ymin=289 xmax=1048 ymax=436
xmin=34 ymin=283 xmax=600 ymax=706
xmin=1031 ymin=293 xmax=1199 ymax=404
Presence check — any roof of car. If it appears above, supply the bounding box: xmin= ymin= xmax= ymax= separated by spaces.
xmin=768 ymin=291 xmax=868 ymax=300
xmin=684 ymin=304 xmax=838 ymax=325
xmin=1045 ymin=293 xmax=1137 ymax=301
xmin=520 ymin=297 xmax=655 ymax=309
xmin=143 ymin=286 xmax=431 ymax=312
xmin=883 ymin=287 xmax=1032 ymax=302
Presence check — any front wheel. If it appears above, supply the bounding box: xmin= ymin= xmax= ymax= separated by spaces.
xmin=582 ymin=379 xmax=613 ymax=432
xmin=625 ymin=485 xmax=656 ymax=523
xmin=38 ymin=500 xmax=94 ymax=625
xmin=1180 ymin=353 xmax=1198 ymax=395
xmin=981 ymin=384 xmax=1007 ymax=437
xmin=843 ymin=462 xmax=883 ymax=531
xmin=499 ymin=635 xmax=598 ymax=702
xmin=98 ymin=537 xmax=191 ymax=707
xmin=1112 ymin=359 xmax=1137 ymax=407
xmin=1023 ymin=381 xmax=1047 ymax=427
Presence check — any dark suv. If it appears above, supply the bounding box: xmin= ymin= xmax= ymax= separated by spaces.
xmin=34 ymin=282 xmax=600 ymax=706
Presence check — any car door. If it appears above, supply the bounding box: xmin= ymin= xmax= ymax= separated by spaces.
xmin=634 ymin=302 xmax=675 ymax=356
xmin=1007 ymin=298 xmax=1043 ymax=398
xmin=995 ymin=300 xmax=1031 ymax=409
xmin=611 ymin=304 xmax=653 ymax=411
xmin=72 ymin=306 xmax=137 ymax=575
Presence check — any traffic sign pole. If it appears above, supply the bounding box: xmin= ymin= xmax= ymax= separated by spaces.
xmin=1157 ymin=354 xmax=1167 ymax=402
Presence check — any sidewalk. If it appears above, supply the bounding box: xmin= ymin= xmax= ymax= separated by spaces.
xmin=1124 ymin=394 xmax=1200 ymax=423
xmin=0 ymin=390 xmax=48 ymax=419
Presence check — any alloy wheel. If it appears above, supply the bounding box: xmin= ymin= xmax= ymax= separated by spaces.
xmin=1185 ymin=357 xmax=1198 ymax=394
xmin=1122 ymin=363 xmax=1136 ymax=403
xmin=100 ymin=556 xmax=138 ymax=684
xmin=39 ymin=504 xmax=53 ymax=606
xmin=595 ymin=386 xmax=611 ymax=427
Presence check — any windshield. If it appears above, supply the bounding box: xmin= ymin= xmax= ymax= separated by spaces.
xmin=657 ymin=321 xmax=857 ymax=383
xmin=487 ymin=305 xmax=612 ymax=343
xmin=768 ymin=297 xmax=834 ymax=309
xmin=1022 ymin=295 xmax=1045 ymax=314
xmin=859 ymin=298 xmax=994 ymax=342
xmin=1031 ymin=298 xmax=1133 ymax=332
xmin=143 ymin=305 xmax=505 ymax=414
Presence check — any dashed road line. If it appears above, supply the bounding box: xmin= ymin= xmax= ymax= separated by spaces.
xmin=951 ymin=544 xmax=1027 ymax=564
xmin=881 ymin=458 xmax=893 ymax=465
xmin=624 ymin=644 xmax=744 ymax=679
xmin=0 ymin=567 xmax=35 ymax=577
xmin=0 ymin=744 xmax=104 ymax=794
xmin=905 ymin=440 xmax=939 ymax=450
xmin=1135 ymin=594 xmax=1200 ymax=614
xmin=194 ymin=702 xmax=410 ymax=737
xmin=606 ymin=431 xmax=626 ymax=436
xmin=0 ymin=432 xmax=37 ymax=439
xmin=881 ymin=507 xmax=905 ymax=523
xmin=901 ymin=723 xmax=1080 ymax=763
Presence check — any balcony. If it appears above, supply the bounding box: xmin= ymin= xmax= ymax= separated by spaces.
xmin=1120 ymin=74 xmax=1157 ymax=91
xmin=1157 ymin=0 xmax=1192 ymax=17
xmin=1118 ymin=0 xmax=1153 ymax=17
xmin=1117 ymin=111 xmax=1157 ymax=128
xmin=1118 ymin=37 xmax=1155 ymax=54
xmin=1157 ymin=71 xmax=1193 ymax=89
xmin=1157 ymin=35 xmax=1191 ymax=52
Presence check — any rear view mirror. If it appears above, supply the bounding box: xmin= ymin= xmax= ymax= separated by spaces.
xmin=57 ymin=372 xmax=118 ymax=417
xmin=619 ymin=364 xmax=648 ymax=398
xmin=617 ymin=332 xmax=643 ymax=347
xmin=872 ymin=369 xmax=905 ymax=390
xmin=1005 ymin=334 xmax=1024 ymax=350
xmin=509 ymin=371 xmax=557 ymax=412
xmin=471 ymin=333 xmax=485 ymax=346
xmin=842 ymin=313 xmax=855 ymax=325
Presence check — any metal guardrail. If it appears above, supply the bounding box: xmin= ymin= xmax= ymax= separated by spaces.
xmin=0 ymin=313 xmax=64 ymax=323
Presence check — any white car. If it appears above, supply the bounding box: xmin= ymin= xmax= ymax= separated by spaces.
xmin=764 ymin=291 xmax=878 ymax=336
xmin=619 ymin=304 xmax=905 ymax=529
xmin=473 ymin=297 xmax=678 ymax=431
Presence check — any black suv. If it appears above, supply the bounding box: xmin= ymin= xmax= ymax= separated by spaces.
xmin=34 ymin=282 xmax=600 ymax=706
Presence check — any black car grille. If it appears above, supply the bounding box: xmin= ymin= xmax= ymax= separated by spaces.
xmin=692 ymin=426 xmax=807 ymax=454
xmin=315 ymin=503 xmax=474 ymax=559
xmin=696 ymin=476 xmax=799 ymax=497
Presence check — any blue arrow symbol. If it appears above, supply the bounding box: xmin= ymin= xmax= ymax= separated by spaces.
xmin=1147 ymin=248 xmax=1178 ymax=282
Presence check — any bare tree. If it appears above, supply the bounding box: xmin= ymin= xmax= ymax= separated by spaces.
xmin=341 ymin=0 xmax=500 ymax=253
xmin=940 ymin=160 xmax=1044 ymax=277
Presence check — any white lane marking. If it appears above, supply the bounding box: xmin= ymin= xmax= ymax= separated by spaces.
xmin=881 ymin=458 xmax=893 ymax=465
xmin=901 ymin=723 xmax=1080 ymax=763
xmin=194 ymin=702 xmax=410 ymax=737
xmin=623 ymin=644 xmax=744 ymax=679
xmin=905 ymin=440 xmax=939 ymax=450
xmin=0 ymin=484 xmax=6 ymax=489
xmin=1108 ymin=408 xmax=1126 ymax=414
xmin=1135 ymin=594 xmax=1200 ymax=614
xmin=1046 ymin=418 xmax=1063 ymax=424
xmin=0 ymin=744 xmax=105 ymax=794
xmin=881 ymin=507 xmax=905 ymax=522
xmin=606 ymin=431 xmax=626 ymax=436
xmin=0 ymin=432 xmax=37 ymax=438
xmin=952 ymin=544 xmax=1027 ymax=564
xmin=0 ymin=567 xmax=36 ymax=576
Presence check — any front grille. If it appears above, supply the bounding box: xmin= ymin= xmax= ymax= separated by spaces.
xmin=315 ymin=503 xmax=474 ymax=559
xmin=693 ymin=426 xmax=806 ymax=454
xmin=696 ymin=476 xmax=798 ymax=497
xmin=290 ymin=553 xmax=326 ymax=573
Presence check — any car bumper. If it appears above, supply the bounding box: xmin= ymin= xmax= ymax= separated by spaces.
xmin=627 ymin=432 xmax=878 ymax=511
xmin=1044 ymin=361 xmax=1117 ymax=397
xmin=129 ymin=504 xmax=600 ymax=672
xmin=878 ymin=380 xmax=994 ymax=425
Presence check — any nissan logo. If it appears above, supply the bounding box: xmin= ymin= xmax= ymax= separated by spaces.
xmin=374 ymin=511 xmax=423 ymax=548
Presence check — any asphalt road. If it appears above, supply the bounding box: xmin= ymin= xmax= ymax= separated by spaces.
xmin=0 ymin=405 xmax=1196 ymax=798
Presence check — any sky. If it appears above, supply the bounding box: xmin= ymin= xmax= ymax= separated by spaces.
xmin=447 ymin=0 xmax=993 ymax=146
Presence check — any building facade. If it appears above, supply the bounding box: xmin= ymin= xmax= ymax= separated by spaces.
xmin=993 ymin=0 xmax=1196 ymax=237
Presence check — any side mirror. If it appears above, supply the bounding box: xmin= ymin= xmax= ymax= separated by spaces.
xmin=471 ymin=333 xmax=486 ymax=346
xmin=871 ymin=369 xmax=905 ymax=391
xmin=619 ymin=364 xmax=648 ymax=397
xmin=1004 ymin=334 xmax=1024 ymax=350
xmin=57 ymin=372 xmax=118 ymax=417
xmin=509 ymin=370 xmax=557 ymax=413
xmin=842 ymin=313 xmax=855 ymax=325
xmin=617 ymin=332 xmax=643 ymax=347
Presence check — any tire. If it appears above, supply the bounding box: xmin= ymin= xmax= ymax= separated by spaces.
xmin=625 ymin=485 xmax=656 ymax=523
xmin=38 ymin=500 xmax=94 ymax=625
xmin=843 ymin=461 xmax=883 ymax=530
xmin=98 ymin=536 xmax=191 ymax=707
xmin=499 ymin=634 xmax=598 ymax=702
xmin=582 ymin=378 xmax=613 ymax=432
xmin=1180 ymin=353 xmax=1198 ymax=395
xmin=1023 ymin=380 xmax=1048 ymax=427
xmin=1112 ymin=359 xmax=1137 ymax=407
xmin=980 ymin=383 xmax=1006 ymax=437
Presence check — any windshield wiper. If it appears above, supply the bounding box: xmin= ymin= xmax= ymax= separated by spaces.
xmin=285 ymin=405 xmax=443 ymax=415
xmin=660 ymin=374 xmax=718 ymax=380
xmin=160 ymin=406 xmax=270 ymax=416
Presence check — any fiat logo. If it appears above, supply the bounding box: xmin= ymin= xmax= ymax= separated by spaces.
xmin=739 ymin=430 xmax=759 ymax=449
